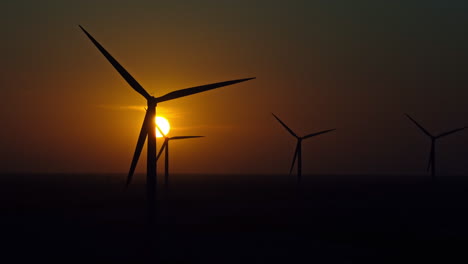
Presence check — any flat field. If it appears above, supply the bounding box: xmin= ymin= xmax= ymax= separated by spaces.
xmin=1 ymin=173 xmax=468 ymax=263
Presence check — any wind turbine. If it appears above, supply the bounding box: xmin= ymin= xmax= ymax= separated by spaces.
xmin=272 ymin=113 xmax=336 ymax=184
xmin=79 ymin=25 xmax=255 ymax=224
xmin=405 ymin=113 xmax=467 ymax=180
xmin=155 ymin=125 xmax=203 ymax=187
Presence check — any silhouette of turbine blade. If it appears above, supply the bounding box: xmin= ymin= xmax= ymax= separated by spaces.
xmin=405 ymin=113 xmax=432 ymax=138
xmin=289 ymin=142 xmax=300 ymax=175
xmin=126 ymin=111 xmax=150 ymax=186
xmin=436 ymin=126 xmax=468 ymax=139
xmin=156 ymin=139 xmax=169 ymax=162
xmin=303 ymin=129 xmax=336 ymax=139
xmin=156 ymin=125 xmax=167 ymax=138
xmin=169 ymin=136 xmax=204 ymax=140
xmin=155 ymin=78 xmax=255 ymax=103
xmin=272 ymin=113 xmax=298 ymax=138
xmin=79 ymin=25 xmax=152 ymax=100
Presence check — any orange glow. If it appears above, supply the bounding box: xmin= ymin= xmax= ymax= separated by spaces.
xmin=155 ymin=116 xmax=170 ymax=138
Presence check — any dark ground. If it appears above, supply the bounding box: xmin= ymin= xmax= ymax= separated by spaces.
xmin=1 ymin=173 xmax=468 ymax=263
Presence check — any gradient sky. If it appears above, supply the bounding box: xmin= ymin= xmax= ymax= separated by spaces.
xmin=2 ymin=0 xmax=468 ymax=175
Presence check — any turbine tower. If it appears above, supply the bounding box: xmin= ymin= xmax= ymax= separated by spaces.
xmin=79 ymin=25 xmax=255 ymax=224
xmin=272 ymin=113 xmax=335 ymax=184
xmin=156 ymin=126 xmax=203 ymax=187
xmin=405 ymin=113 xmax=467 ymax=180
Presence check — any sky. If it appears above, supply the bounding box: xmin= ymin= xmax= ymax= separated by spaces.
xmin=2 ymin=0 xmax=468 ymax=175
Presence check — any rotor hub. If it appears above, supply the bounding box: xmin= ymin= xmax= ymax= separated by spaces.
xmin=148 ymin=98 xmax=157 ymax=108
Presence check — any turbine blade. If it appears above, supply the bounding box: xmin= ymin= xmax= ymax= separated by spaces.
xmin=405 ymin=113 xmax=432 ymax=138
xmin=289 ymin=141 xmax=300 ymax=175
xmin=436 ymin=126 xmax=468 ymax=139
xmin=155 ymin=78 xmax=255 ymax=103
xmin=303 ymin=128 xmax=336 ymax=139
xmin=156 ymin=124 xmax=167 ymax=138
xmin=169 ymin=136 xmax=204 ymax=140
xmin=126 ymin=111 xmax=150 ymax=186
xmin=272 ymin=113 xmax=298 ymax=138
xmin=79 ymin=25 xmax=152 ymax=100
xmin=156 ymin=139 xmax=169 ymax=161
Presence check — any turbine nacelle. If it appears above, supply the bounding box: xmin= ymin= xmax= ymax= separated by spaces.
xmin=147 ymin=98 xmax=158 ymax=108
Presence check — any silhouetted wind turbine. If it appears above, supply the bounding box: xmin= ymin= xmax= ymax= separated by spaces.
xmin=156 ymin=125 xmax=203 ymax=187
xmin=79 ymin=25 xmax=255 ymax=224
xmin=405 ymin=113 xmax=467 ymax=180
xmin=272 ymin=113 xmax=335 ymax=184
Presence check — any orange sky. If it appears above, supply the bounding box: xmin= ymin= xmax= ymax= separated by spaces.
xmin=2 ymin=1 xmax=468 ymax=175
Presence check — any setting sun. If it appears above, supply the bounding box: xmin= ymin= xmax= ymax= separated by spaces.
xmin=155 ymin=116 xmax=170 ymax=138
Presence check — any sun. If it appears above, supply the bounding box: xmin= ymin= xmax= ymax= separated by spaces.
xmin=155 ymin=116 xmax=170 ymax=138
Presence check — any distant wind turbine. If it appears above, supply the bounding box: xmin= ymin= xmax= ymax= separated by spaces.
xmin=272 ymin=113 xmax=336 ymax=184
xmin=405 ymin=113 xmax=467 ymax=180
xmin=156 ymin=125 xmax=203 ymax=187
xmin=79 ymin=25 xmax=255 ymax=224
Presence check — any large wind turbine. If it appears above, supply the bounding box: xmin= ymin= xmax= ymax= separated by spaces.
xmin=79 ymin=25 xmax=255 ymax=223
xmin=156 ymin=126 xmax=203 ymax=187
xmin=405 ymin=113 xmax=467 ymax=180
xmin=272 ymin=113 xmax=335 ymax=183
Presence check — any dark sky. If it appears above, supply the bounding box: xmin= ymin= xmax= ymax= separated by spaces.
xmin=2 ymin=1 xmax=468 ymax=175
